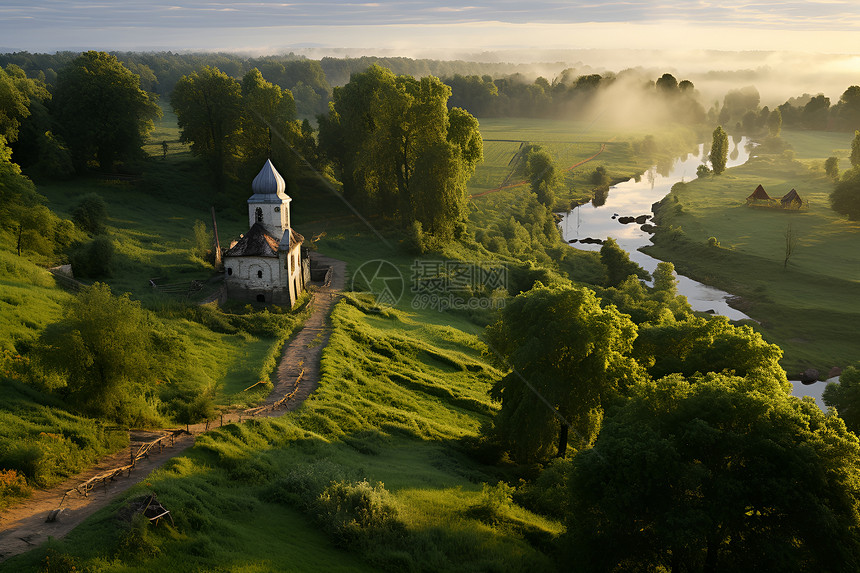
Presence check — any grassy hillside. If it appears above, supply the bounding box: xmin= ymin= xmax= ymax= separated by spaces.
xmin=0 ymin=295 xmax=562 ymax=572
xmin=644 ymin=134 xmax=860 ymax=374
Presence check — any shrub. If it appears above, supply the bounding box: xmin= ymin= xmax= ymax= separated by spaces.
xmin=0 ymin=468 xmax=32 ymax=508
xmin=71 ymin=235 xmax=114 ymax=278
xmin=71 ymin=192 xmax=108 ymax=234
xmin=316 ymin=479 xmax=405 ymax=549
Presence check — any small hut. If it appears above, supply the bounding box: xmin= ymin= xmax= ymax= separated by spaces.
xmin=746 ymin=184 xmax=777 ymax=207
xmin=780 ymin=188 xmax=805 ymax=209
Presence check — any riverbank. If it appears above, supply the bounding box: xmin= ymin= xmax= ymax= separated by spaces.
xmin=644 ymin=142 xmax=860 ymax=377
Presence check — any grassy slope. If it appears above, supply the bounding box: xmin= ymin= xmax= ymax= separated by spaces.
xmin=643 ymin=131 xmax=860 ymax=373
xmin=1 ymin=296 xmax=561 ymax=572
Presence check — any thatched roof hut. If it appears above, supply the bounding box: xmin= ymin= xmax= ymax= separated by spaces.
xmin=780 ymin=188 xmax=804 ymax=209
xmin=747 ymin=184 xmax=772 ymax=201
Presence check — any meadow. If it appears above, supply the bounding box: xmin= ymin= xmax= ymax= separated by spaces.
xmin=644 ymin=129 xmax=860 ymax=374
xmin=4 ymin=110 xmax=858 ymax=570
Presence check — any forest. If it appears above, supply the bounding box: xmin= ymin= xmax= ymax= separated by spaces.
xmin=1 ymin=48 xmax=860 ymax=572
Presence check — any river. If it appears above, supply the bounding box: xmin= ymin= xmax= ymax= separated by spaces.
xmin=559 ymin=136 xmax=752 ymax=319
xmin=558 ymin=137 xmax=829 ymax=407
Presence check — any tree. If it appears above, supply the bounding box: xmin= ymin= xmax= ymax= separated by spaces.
xmin=600 ymin=237 xmax=650 ymax=288
xmin=564 ymin=373 xmax=860 ymax=572
xmin=825 ymin=156 xmax=840 ymax=180
xmin=53 ymin=51 xmax=160 ymax=171
xmin=802 ymin=94 xmax=831 ymax=130
xmin=784 ymin=222 xmax=797 ymax=269
xmin=0 ymin=64 xmax=49 ymax=145
xmin=852 ymin=130 xmax=860 ymax=168
xmin=239 ymin=68 xmax=297 ymax=169
xmin=830 ymin=166 xmax=860 ymax=220
xmin=485 ymin=284 xmax=642 ymax=462
xmin=633 ymin=315 xmax=787 ymax=383
xmin=32 ymin=283 xmax=171 ymax=423
xmin=171 ymin=66 xmax=243 ymax=192
xmin=823 ymin=364 xmax=860 ymax=433
xmin=838 ymin=86 xmax=860 ymax=131
xmin=319 ymin=65 xmax=482 ymax=239
xmin=652 ymin=261 xmax=679 ymax=294
xmin=709 ymin=126 xmax=729 ymax=175
xmin=71 ymin=192 xmax=107 ymax=235
xmin=767 ymin=107 xmax=782 ymax=137
xmin=525 ymin=146 xmax=557 ymax=207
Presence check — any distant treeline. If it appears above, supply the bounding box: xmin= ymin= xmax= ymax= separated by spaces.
xmin=3 ymin=50 xmax=859 ymax=131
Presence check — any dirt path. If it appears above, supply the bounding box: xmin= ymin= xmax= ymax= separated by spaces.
xmin=0 ymin=253 xmax=346 ymax=563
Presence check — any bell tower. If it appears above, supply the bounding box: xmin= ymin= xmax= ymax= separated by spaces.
xmin=247 ymin=159 xmax=291 ymax=239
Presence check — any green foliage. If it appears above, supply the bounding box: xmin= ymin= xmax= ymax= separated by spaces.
xmin=831 ymin=166 xmax=860 ymax=220
xmin=70 ymin=234 xmax=115 ymax=278
xmin=852 ymin=130 xmax=860 ymax=168
xmin=823 ymin=364 xmax=860 ymax=434
xmin=634 ymin=315 xmax=787 ymax=383
xmin=525 ymin=146 xmax=558 ymax=207
xmin=486 ymin=283 xmax=642 ymax=461
xmin=0 ymin=376 xmax=128 ymax=490
xmin=316 ymin=479 xmax=405 ymax=549
xmin=31 ymin=283 xmax=175 ymax=424
xmin=695 ymin=163 xmax=711 ymax=178
xmin=191 ymin=219 xmax=210 ymax=260
xmin=767 ymin=107 xmax=783 ymax=137
xmin=53 ymin=51 xmax=160 ymax=171
xmin=599 ymin=237 xmax=650 ymax=288
xmin=826 ymin=156 xmax=840 ymax=180
xmin=709 ymin=125 xmax=729 ymax=175
xmin=71 ymin=192 xmax=107 ymax=234
xmin=0 ymin=468 xmax=31 ymax=509
xmin=171 ymin=66 xmax=243 ymax=191
xmin=563 ymin=373 xmax=860 ymax=571
xmin=319 ymin=64 xmax=482 ymax=240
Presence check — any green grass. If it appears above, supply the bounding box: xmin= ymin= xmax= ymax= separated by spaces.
xmin=0 ymin=294 xmax=561 ymax=572
xmin=644 ymin=145 xmax=860 ymax=374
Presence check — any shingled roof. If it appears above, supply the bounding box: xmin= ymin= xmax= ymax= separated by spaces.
xmin=224 ymin=223 xmax=280 ymax=258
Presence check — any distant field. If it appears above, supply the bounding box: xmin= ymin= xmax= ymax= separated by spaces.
xmin=644 ymin=134 xmax=860 ymax=373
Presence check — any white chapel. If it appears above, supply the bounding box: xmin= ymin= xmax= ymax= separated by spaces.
xmin=223 ymin=160 xmax=307 ymax=306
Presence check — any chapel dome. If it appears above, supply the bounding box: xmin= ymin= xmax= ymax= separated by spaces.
xmin=249 ymin=159 xmax=289 ymax=202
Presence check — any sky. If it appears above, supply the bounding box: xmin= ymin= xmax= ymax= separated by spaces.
xmin=2 ymin=1 xmax=860 ymax=56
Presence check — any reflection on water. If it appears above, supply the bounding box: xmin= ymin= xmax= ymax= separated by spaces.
xmin=560 ymin=137 xmax=752 ymax=320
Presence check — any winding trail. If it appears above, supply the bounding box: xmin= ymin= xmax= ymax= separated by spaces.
xmin=0 ymin=253 xmax=347 ymax=563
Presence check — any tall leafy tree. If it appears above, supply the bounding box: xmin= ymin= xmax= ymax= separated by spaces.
xmin=319 ymin=64 xmax=482 ymax=239
xmin=53 ymin=51 xmax=160 ymax=172
xmin=599 ymin=237 xmax=650 ymax=287
xmin=709 ymin=126 xmax=729 ymax=175
xmin=767 ymin=107 xmax=783 ymax=137
xmin=564 ymin=373 xmax=860 ymax=572
xmin=171 ymin=66 xmax=242 ymax=192
xmin=239 ymin=67 xmax=297 ymax=165
xmin=485 ymin=284 xmax=642 ymax=461
xmin=525 ymin=146 xmax=558 ymax=207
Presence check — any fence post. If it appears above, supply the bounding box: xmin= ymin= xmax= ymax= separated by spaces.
xmin=220 ymin=414 xmax=223 ymax=427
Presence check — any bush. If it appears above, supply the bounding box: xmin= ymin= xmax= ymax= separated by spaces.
xmin=71 ymin=235 xmax=114 ymax=278
xmin=316 ymin=479 xmax=405 ymax=549
xmin=71 ymin=192 xmax=108 ymax=234
xmin=0 ymin=468 xmax=32 ymax=508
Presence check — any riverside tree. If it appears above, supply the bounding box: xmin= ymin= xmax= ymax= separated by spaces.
xmin=485 ymin=284 xmax=642 ymax=462
xmin=709 ymin=125 xmax=729 ymax=175
xmin=318 ymin=64 xmax=482 ymax=240
xmin=53 ymin=51 xmax=160 ymax=172
xmin=525 ymin=146 xmax=558 ymax=207
xmin=563 ymin=373 xmax=860 ymax=572
xmin=830 ymin=166 xmax=860 ymax=220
